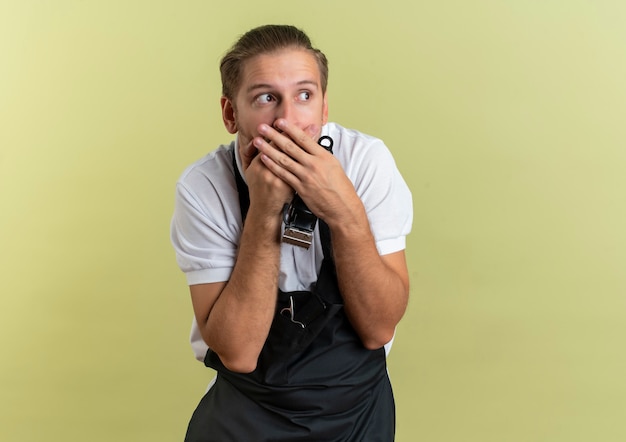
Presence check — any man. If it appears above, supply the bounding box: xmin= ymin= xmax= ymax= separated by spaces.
xmin=171 ymin=24 xmax=412 ymax=441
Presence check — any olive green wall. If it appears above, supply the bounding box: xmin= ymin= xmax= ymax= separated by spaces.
xmin=1 ymin=1 xmax=625 ymax=441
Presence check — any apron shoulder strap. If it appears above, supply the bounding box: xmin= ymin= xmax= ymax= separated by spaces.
xmin=232 ymin=147 xmax=250 ymax=224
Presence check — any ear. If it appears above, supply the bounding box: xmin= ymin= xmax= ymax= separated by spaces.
xmin=321 ymin=93 xmax=329 ymax=125
xmin=221 ymin=96 xmax=238 ymax=134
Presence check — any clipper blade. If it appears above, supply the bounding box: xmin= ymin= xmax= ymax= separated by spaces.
xmin=282 ymin=227 xmax=313 ymax=249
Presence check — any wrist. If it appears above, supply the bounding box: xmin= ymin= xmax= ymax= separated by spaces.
xmin=245 ymin=205 xmax=284 ymax=241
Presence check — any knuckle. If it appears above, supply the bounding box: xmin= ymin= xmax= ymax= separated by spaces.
xmin=277 ymin=155 xmax=291 ymax=168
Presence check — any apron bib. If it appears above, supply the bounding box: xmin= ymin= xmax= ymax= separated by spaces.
xmin=184 ymin=149 xmax=395 ymax=441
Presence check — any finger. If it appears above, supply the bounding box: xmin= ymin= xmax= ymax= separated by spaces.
xmin=273 ymin=119 xmax=321 ymax=154
xmin=257 ymin=124 xmax=306 ymax=161
xmin=253 ymin=136 xmax=301 ymax=174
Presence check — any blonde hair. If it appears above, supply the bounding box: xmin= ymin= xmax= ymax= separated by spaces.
xmin=220 ymin=25 xmax=328 ymax=100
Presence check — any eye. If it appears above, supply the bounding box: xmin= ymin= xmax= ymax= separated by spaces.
xmin=255 ymin=93 xmax=275 ymax=104
xmin=297 ymin=91 xmax=311 ymax=101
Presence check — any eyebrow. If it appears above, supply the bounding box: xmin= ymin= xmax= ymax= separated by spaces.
xmin=246 ymin=80 xmax=319 ymax=94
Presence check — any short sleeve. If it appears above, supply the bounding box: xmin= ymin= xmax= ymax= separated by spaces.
xmin=170 ymin=146 xmax=243 ymax=285
xmin=331 ymin=126 xmax=413 ymax=255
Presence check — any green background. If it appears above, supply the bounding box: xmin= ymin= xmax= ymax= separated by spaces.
xmin=1 ymin=1 xmax=625 ymax=441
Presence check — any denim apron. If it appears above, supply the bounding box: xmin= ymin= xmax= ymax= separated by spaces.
xmin=184 ymin=149 xmax=395 ymax=441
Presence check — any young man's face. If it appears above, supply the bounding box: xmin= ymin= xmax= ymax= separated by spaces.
xmin=221 ymin=47 xmax=328 ymax=160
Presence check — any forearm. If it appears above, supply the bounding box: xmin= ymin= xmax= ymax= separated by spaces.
xmin=328 ymin=202 xmax=409 ymax=350
xmin=244 ymin=121 xmax=410 ymax=349
xmin=202 ymin=210 xmax=282 ymax=372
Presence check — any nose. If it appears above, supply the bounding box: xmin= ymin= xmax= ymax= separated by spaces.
xmin=276 ymin=100 xmax=297 ymax=125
